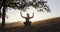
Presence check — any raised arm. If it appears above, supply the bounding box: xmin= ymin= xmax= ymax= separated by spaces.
xmin=30 ymin=12 xmax=34 ymax=18
xmin=20 ymin=12 xmax=26 ymax=18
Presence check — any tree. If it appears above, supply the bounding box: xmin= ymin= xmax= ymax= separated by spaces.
xmin=1 ymin=0 xmax=6 ymax=32
xmin=0 ymin=0 xmax=50 ymax=32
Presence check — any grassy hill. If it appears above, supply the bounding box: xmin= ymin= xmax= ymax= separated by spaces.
xmin=0 ymin=21 xmax=24 ymax=28
xmin=0 ymin=17 xmax=60 ymax=32
xmin=32 ymin=17 xmax=60 ymax=26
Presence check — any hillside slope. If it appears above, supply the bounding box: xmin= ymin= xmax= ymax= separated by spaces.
xmin=0 ymin=17 xmax=60 ymax=32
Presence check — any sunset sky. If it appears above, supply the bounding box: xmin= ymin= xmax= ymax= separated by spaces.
xmin=0 ymin=0 xmax=60 ymax=23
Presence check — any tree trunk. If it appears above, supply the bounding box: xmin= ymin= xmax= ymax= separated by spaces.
xmin=1 ymin=0 xmax=6 ymax=32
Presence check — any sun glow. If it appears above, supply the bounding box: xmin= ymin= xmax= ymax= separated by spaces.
xmin=20 ymin=6 xmax=49 ymax=22
xmin=19 ymin=6 xmax=43 ymax=22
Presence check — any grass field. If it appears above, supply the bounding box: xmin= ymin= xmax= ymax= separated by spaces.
xmin=0 ymin=17 xmax=60 ymax=32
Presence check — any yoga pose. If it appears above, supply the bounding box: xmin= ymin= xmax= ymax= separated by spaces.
xmin=20 ymin=12 xmax=34 ymax=25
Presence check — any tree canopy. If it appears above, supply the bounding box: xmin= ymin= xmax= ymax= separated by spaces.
xmin=0 ymin=0 xmax=50 ymax=18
